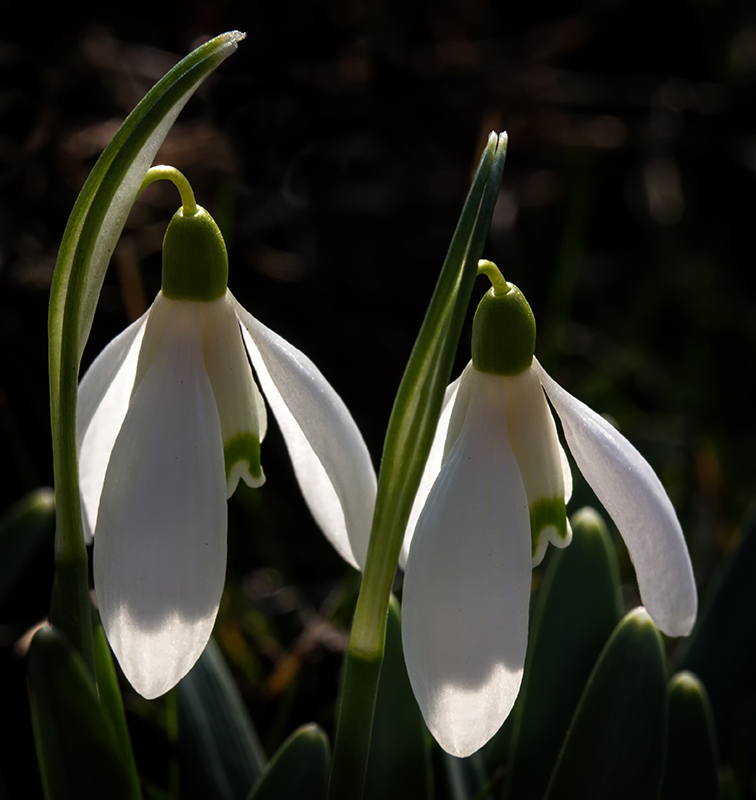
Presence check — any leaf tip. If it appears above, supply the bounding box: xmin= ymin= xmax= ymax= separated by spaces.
xmin=227 ymin=30 xmax=247 ymax=46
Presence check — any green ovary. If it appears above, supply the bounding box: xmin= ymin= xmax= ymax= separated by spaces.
xmin=530 ymin=496 xmax=569 ymax=558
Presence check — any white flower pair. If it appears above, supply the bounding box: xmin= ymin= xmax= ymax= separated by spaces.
xmin=79 ymin=180 xmax=695 ymax=762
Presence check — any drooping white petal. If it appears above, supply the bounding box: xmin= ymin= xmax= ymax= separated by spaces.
xmin=77 ymin=311 xmax=149 ymax=542
xmin=533 ymin=358 xmax=697 ymax=637
xmin=232 ymin=295 xmax=376 ymax=571
xmin=198 ymin=293 xmax=267 ymax=496
xmin=560 ymin=441 xmax=573 ymax=503
xmin=402 ymin=370 xmax=532 ymax=757
xmin=504 ymin=367 xmax=571 ymax=566
xmin=94 ymin=302 xmax=227 ymax=699
xmin=399 ymin=365 xmax=469 ymax=569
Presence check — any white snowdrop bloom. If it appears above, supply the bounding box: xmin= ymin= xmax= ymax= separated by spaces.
xmin=401 ymin=261 xmax=697 ymax=757
xmin=78 ymin=191 xmax=376 ymax=699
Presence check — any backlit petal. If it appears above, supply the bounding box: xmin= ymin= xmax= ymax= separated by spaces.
xmin=504 ymin=367 xmax=570 ymax=566
xmin=402 ymin=370 xmax=532 ymax=757
xmin=399 ymin=365 xmax=468 ymax=569
xmin=534 ymin=358 xmax=697 ymax=636
xmin=233 ymin=296 xmax=376 ymax=571
xmin=77 ymin=311 xmax=148 ymax=541
xmin=94 ymin=302 xmax=227 ymax=699
xmin=198 ymin=293 xmax=267 ymax=496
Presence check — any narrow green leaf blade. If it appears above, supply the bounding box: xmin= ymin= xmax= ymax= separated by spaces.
xmin=248 ymin=724 xmax=330 ymax=800
xmin=177 ymin=638 xmax=266 ymax=800
xmin=328 ymin=134 xmax=509 ymax=800
xmin=661 ymin=671 xmax=720 ymax=800
xmin=0 ymin=488 xmax=54 ymax=606
xmin=676 ymin=502 xmax=756 ymax=746
xmin=28 ymin=626 xmax=141 ymax=800
xmin=49 ymin=29 xmax=245 ymax=381
xmin=366 ymin=133 xmax=508 ymax=584
xmin=544 ymin=608 xmax=668 ymax=800
xmin=90 ymin=601 xmax=139 ymax=784
xmin=504 ymin=507 xmax=621 ymax=800
xmin=364 ymin=596 xmax=432 ymax=800
xmin=441 ymin=751 xmax=492 ymax=800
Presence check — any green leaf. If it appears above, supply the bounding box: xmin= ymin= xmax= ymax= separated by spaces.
xmin=544 ymin=608 xmax=668 ymax=800
xmin=364 ymin=596 xmax=432 ymax=800
xmin=661 ymin=671 xmax=720 ymax=800
xmin=28 ymin=625 xmax=141 ymax=800
xmin=352 ymin=132 xmax=510 ymax=654
xmin=177 ymin=638 xmax=266 ymax=800
xmin=441 ymin=751 xmax=493 ymax=800
xmin=0 ymin=487 xmax=54 ymax=607
xmin=248 ymin=724 xmax=330 ymax=800
xmin=48 ymin=31 xmax=245 ymax=669
xmin=90 ymin=602 xmax=139 ymax=785
xmin=328 ymin=133 xmax=509 ymax=800
xmin=504 ymin=507 xmax=621 ymax=800
xmin=675 ymin=502 xmax=756 ymax=746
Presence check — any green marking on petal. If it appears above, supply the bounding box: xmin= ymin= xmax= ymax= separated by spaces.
xmin=530 ymin=496 xmax=569 ymax=558
xmin=224 ymin=432 xmax=262 ymax=485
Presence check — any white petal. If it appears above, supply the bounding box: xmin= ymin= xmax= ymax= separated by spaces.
xmin=504 ymin=367 xmax=571 ymax=566
xmin=534 ymin=358 xmax=697 ymax=637
xmin=232 ymin=295 xmax=376 ymax=571
xmin=198 ymin=294 xmax=267 ymax=496
xmin=93 ymin=302 xmax=227 ymax=699
xmin=560 ymin=441 xmax=573 ymax=503
xmin=77 ymin=311 xmax=149 ymax=542
xmin=398 ymin=364 xmax=469 ymax=569
xmin=402 ymin=370 xmax=532 ymax=757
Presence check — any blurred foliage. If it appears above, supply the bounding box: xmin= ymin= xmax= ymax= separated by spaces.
xmin=1 ymin=0 xmax=756 ymax=797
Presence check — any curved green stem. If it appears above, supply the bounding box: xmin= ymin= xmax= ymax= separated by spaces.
xmin=140 ymin=165 xmax=198 ymax=215
xmin=477 ymin=258 xmax=508 ymax=294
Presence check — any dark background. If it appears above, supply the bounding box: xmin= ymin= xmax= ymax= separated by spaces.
xmin=2 ymin=0 xmax=756 ymax=796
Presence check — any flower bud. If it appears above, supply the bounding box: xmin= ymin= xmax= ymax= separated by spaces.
xmin=161 ymin=206 xmax=228 ymax=301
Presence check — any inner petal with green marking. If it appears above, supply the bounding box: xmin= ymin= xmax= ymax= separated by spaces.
xmin=199 ymin=293 xmax=268 ymax=496
xmin=529 ymin=495 xmax=570 ymax=562
xmin=503 ymin=367 xmax=572 ymax=565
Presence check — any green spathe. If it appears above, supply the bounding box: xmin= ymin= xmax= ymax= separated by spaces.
xmin=162 ymin=206 xmax=229 ymax=301
xmin=472 ymin=280 xmax=536 ymax=376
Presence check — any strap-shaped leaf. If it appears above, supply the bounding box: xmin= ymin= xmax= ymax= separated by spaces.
xmin=248 ymin=724 xmax=330 ymax=800
xmin=0 ymin=487 xmax=54 ymax=607
xmin=364 ymin=596 xmax=431 ymax=800
xmin=328 ymin=133 xmax=509 ymax=800
xmin=90 ymin=601 xmax=138 ymax=780
xmin=676 ymin=502 xmax=756 ymax=742
xmin=441 ymin=751 xmax=493 ymax=800
xmin=177 ymin=638 xmax=266 ymax=800
xmin=544 ymin=608 xmax=668 ymax=800
xmin=504 ymin=507 xmax=621 ymax=800
xmin=661 ymin=671 xmax=719 ymax=800
xmin=28 ymin=625 xmax=141 ymax=800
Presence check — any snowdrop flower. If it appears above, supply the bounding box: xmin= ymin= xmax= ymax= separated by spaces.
xmin=77 ymin=169 xmax=376 ymax=698
xmin=400 ymin=260 xmax=697 ymax=757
